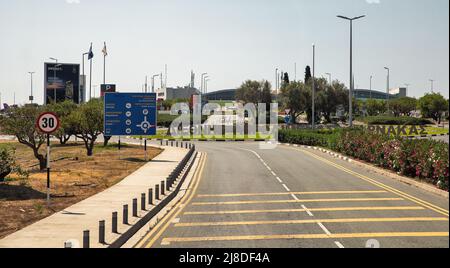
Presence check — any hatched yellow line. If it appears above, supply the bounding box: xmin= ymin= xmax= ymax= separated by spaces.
xmin=197 ymin=190 xmax=387 ymax=198
xmin=143 ymin=152 xmax=207 ymax=248
xmin=288 ymin=147 xmax=449 ymax=217
xmin=191 ymin=198 xmax=404 ymax=206
xmin=183 ymin=206 xmax=426 ymax=216
xmin=161 ymin=232 xmax=449 ymax=244
xmin=134 ymin=153 xmax=207 ymax=248
xmin=175 ymin=217 xmax=449 ymax=227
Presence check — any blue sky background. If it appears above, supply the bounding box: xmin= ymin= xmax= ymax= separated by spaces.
xmin=0 ymin=0 xmax=448 ymax=106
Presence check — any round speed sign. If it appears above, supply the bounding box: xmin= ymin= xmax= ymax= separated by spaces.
xmin=36 ymin=112 xmax=61 ymax=134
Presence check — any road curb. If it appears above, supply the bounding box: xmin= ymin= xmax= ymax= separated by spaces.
xmin=280 ymin=142 xmax=449 ymax=199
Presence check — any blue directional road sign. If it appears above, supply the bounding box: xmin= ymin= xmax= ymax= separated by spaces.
xmin=104 ymin=93 xmax=157 ymax=136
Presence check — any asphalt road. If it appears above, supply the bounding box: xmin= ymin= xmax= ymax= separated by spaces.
xmin=135 ymin=141 xmax=449 ymax=248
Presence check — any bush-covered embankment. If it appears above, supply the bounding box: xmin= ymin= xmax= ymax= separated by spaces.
xmin=279 ymin=128 xmax=449 ymax=191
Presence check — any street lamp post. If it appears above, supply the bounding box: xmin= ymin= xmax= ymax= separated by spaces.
xmin=429 ymin=79 xmax=434 ymax=93
xmin=337 ymin=15 xmax=365 ymax=127
xmin=275 ymin=68 xmax=279 ymax=93
xmin=203 ymin=75 xmax=209 ymax=94
xmin=201 ymin=73 xmax=208 ymax=95
xmin=205 ymin=78 xmax=210 ymax=94
xmin=28 ymin=72 xmax=35 ymax=104
xmin=370 ymin=75 xmax=373 ymax=99
xmin=152 ymin=74 xmax=161 ymax=93
xmin=312 ymin=44 xmax=316 ymax=130
xmin=384 ymin=67 xmax=390 ymax=112
xmin=325 ymin=73 xmax=332 ymax=85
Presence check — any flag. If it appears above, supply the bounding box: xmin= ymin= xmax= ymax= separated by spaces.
xmin=88 ymin=43 xmax=94 ymax=60
xmin=102 ymin=42 xmax=108 ymax=57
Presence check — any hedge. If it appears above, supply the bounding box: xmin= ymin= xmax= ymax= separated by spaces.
xmin=360 ymin=116 xmax=433 ymax=126
xmin=279 ymin=128 xmax=449 ymax=191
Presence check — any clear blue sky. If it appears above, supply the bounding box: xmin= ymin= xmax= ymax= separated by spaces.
xmin=0 ymin=0 xmax=448 ymax=106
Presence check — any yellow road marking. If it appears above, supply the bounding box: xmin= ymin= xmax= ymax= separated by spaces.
xmin=175 ymin=217 xmax=449 ymax=227
xmin=141 ymin=152 xmax=208 ymax=248
xmin=191 ymin=198 xmax=404 ymax=206
xmin=183 ymin=206 xmax=426 ymax=215
xmin=161 ymin=232 xmax=449 ymax=244
xmin=287 ymin=147 xmax=449 ymax=217
xmin=197 ymin=190 xmax=387 ymax=198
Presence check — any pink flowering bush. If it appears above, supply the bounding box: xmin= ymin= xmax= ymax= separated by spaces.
xmin=280 ymin=128 xmax=449 ymax=191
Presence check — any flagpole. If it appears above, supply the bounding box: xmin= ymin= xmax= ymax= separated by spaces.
xmin=89 ymin=42 xmax=93 ymax=101
xmin=103 ymin=42 xmax=106 ymax=84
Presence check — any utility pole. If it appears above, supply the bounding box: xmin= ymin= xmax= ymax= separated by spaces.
xmin=429 ymin=79 xmax=434 ymax=93
xmin=370 ymin=75 xmax=373 ymax=99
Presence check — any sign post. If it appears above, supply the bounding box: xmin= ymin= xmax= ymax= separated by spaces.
xmin=104 ymin=93 xmax=157 ymax=161
xmin=36 ymin=112 xmax=61 ymax=206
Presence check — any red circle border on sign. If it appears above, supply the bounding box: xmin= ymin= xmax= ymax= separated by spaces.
xmin=36 ymin=112 xmax=61 ymax=134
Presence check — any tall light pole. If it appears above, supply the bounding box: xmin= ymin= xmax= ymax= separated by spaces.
xmin=205 ymin=78 xmax=210 ymax=94
xmin=429 ymin=79 xmax=434 ymax=93
xmin=275 ymin=68 xmax=279 ymax=93
xmin=337 ymin=15 xmax=365 ymax=127
xmin=325 ymin=72 xmax=332 ymax=85
xmin=28 ymin=72 xmax=35 ymax=104
xmin=384 ymin=67 xmax=390 ymax=112
xmin=203 ymin=75 xmax=209 ymax=94
xmin=312 ymin=43 xmax=316 ymax=130
xmin=370 ymin=75 xmax=373 ymax=99
xmin=201 ymin=73 xmax=208 ymax=94
xmin=152 ymin=74 xmax=161 ymax=93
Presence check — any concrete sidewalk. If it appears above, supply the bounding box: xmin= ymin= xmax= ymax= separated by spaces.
xmin=0 ymin=145 xmax=189 ymax=248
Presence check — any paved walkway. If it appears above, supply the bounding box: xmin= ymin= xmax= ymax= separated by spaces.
xmin=0 ymin=145 xmax=188 ymax=248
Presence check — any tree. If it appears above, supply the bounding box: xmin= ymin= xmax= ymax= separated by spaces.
xmin=236 ymin=80 xmax=262 ymax=104
xmin=66 ymin=99 xmax=104 ymax=156
xmin=261 ymin=81 xmax=273 ymax=118
xmin=283 ymin=73 xmax=290 ymax=85
xmin=47 ymin=101 xmax=78 ymax=144
xmin=366 ymin=99 xmax=387 ymax=116
xmin=418 ymin=93 xmax=448 ymax=124
xmin=279 ymin=81 xmax=310 ymax=123
xmin=304 ymin=66 xmax=312 ymax=83
xmin=0 ymin=105 xmax=47 ymax=170
xmin=389 ymin=97 xmax=417 ymax=117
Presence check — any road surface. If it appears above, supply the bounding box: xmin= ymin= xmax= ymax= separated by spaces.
xmin=136 ymin=142 xmax=449 ymax=248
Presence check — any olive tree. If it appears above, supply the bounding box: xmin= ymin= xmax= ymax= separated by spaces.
xmin=47 ymin=101 xmax=78 ymax=144
xmin=0 ymin=105 xmax=47 ymax=170
xmin=66 ymin=99 xmax=104 ymax=156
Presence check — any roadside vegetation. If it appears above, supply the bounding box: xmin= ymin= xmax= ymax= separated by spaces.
xmin=0 ymin=99 xmax=164 ymax=239
xmin=279 ymin=128 xmax=449 ymax=191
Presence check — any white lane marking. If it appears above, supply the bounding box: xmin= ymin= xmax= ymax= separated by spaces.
xmin=335 ymin=241 xmax=345 ymax=248
xmin=172 ymin=218 xmax=180 ymax=223
xmin=276 ymin=177 xmax=283 ymax=183
xmin=282 ymin=184 xmax=291 ymax=192
xmin=301 ymin=205 xmax=314 ymax=217
xmin=271 ymin=171 xmax=277 ymax=176
xmin=161 ymin=240 xmax=171 ymax=246
xmin=317 ymin=222 xmax=332 ymax=236
xmin=290 ymin=194 xmax=299 ymax=200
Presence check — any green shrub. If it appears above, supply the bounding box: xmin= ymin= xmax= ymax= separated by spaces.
xmin=0 ymin=146 xmax=15 ymax=181
xmin=360 ymin=116 xmax=433 ymax=126
xmin=279 ymin=127 xmax=449 ymax=191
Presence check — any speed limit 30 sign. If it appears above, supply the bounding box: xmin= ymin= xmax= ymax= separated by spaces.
xmin=36 ymin=112 xmax=60 ymax=134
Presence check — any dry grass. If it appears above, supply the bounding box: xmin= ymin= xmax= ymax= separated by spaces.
xmin=0 ymin=140 xmax=162 ymax=239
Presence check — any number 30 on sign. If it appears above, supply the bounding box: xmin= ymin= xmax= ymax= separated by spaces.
xmin=36 ymin=112 xmax=60 ymax=134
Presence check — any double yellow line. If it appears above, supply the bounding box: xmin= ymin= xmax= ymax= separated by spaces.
xmin=134 ymin=152 xmax=208 ymax=248
xmin=291 ymin=147 xmax=449 ymax=217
